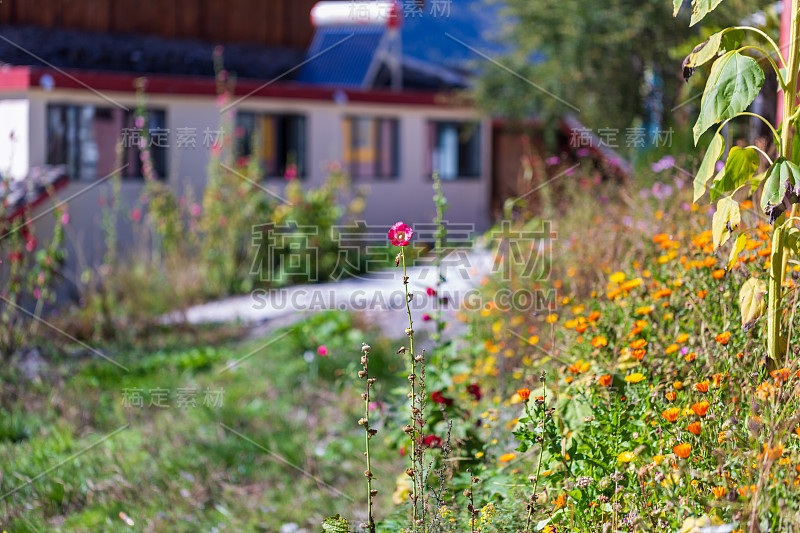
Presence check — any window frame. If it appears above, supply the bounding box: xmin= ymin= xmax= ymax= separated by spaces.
xmin=427 ymin=120 xmax=482 ymax=181
xmin=234 ymin=110 xmax=308 ymax=180
xmin=342 ymin=115 xmax=400 ymax=180
xmin=45 ymin=103 xmax=168 ymax=181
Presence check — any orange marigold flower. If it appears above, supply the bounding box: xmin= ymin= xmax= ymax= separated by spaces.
xmin=703 ymin=256 xmax=717 ymax=267
xmin=552 ymin=493 xmax=566 ymax=509
xmin=598 ymin=375 xmax=612 ymax=387
xmin=673 ymin=381 xmax=683 ymax=390
xmin=694 ymin=380 xmax=710 ymax=393
xmin=620 ymin=278 xmax=643 ymax=291
xmin=665 ymin=343 xmax=679 ymax=354
xmin=653 ymin=288 xmax=672 ymax=299
xmin=635 ymin=305 xmax=653 ymax=315
xmin=665 ymin=391 xmax=677 ymax=401
xmin=568 ymin=359 xmax=591 ymax=374
xmin=686 ymin=421 xmax=702 ymax=435
xmin=629 ymin=339 xmax=647 ymax=349
xmin=653 ymin=233 xmax=670 ymax=243
xmin=715 ymin=331 xmax=731 ymax=345
xmin=676 ymin=333 xmax=689 ymax=343
xmin=696 ymin=290 xmax=707 ymax=299
xmin=684 ymin=352 xmax=696 ymax=362
xmin=498 ymin=452 xmax=517 ymax=463
xmin=673 ymin=443 xmax=691 ymax=458
xmin=517 ymin=388 xmax=531 ymax=401
xmin=631 ymin=349 xmax=646 ymax=360
xmin=565 ymin=376 xmax=573 ymax=384
xmin=591 ymin=336 xmax=608 ymax=348
xmin=692 ymin=401 xmax=710 ymax=416
xmin=575 ymin=323 xmax=588 ymax=334
xmin=711 ymin=486 xmax=727 ymax=499
xmin=771 ymin=368 xmax=792 ymax=384
xmin=588 ymin=310 xmax=601 ymax=322
xmin=662 ymin=407 xmax=681 ymax=422
xmin=711 ymin=269 xmax=725 ymax=279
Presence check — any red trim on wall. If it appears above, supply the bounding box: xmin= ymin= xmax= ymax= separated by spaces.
xmin=0 ymin=65 xmax=462 ymax=107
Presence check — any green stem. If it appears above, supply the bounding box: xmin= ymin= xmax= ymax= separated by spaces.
xmin=739 ymin=46 xmax=786 ymax=87
xmin=402 ymin=247 xmax=419 ymax=529
xmin=524 ymin=381 xmax=547 ymax=533
xmin=364 ymin=358 xmax=375 ymax=532
xmin=768 ymin=0 xmax=800 ymax=361
xmin=732 ymin=26 xmax=787 ymax=69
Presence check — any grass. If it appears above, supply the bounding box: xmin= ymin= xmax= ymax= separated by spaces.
xmin=0 ymin=312 xmax=404 ymax=532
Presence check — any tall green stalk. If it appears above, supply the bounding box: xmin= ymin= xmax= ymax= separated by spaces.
xmin=768 ymin=0 xmax=800 ymax=361
xmin=401 ymin=247 xmax=419 ymax=529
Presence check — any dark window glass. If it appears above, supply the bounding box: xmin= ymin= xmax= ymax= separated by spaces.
xmin=235 ymin=112 xmax=307 ymax=179
xmin=428 ymin=121 xmax=481 ymax=180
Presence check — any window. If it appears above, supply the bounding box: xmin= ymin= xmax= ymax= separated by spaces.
xmin=46 ymin=104 xmax=167 ymax=180
xmin=342 ymin=116 xmax=398 ymax=179
xmin=428 ymin=121 xmax=481 ymax=179
xmin=235 ymin=112 xmax=306 ymax=179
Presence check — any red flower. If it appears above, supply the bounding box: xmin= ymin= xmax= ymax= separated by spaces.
xmin=467 ymin=383 xmax=482 ymax=401
xmin=388 ymin=221 xmax=413 ymax=246
xmin=426 ymin=287 xmax=437 ymax=296
xmin=422 ymin=434 xmax=442 ymax=448
xmin=431 ymin=390 xmax=453 ymax=407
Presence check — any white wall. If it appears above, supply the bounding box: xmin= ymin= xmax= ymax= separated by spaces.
xmin=0 ymin=97 xmax=30 ymax=180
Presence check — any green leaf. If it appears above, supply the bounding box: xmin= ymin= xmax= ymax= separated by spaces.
xmin=673 ymin=0 xmax=682 ymax=16
xmin=750 ymin=171 xmax=766 ymax=195
xmin=686 ymin=29 xmax=744 ymax=70
xmin=760 ymin=157 xmax=800 ymax=223
xmin=693 ymin=52 xmax=765 ymax=144
xmin=694 ymin=133 xmax=725 ymax=202
xmin=690 ymin=0 xmax=725 ymax=27
xmin=712 ymin=197 xmax=740 ymax=249
xmin=709 ymin=146 xmax=760 ymax=201
xmin=739 ymin=277 xmax=767 ymax=330
xmin=728 ymin=233 xmax=746 ymax=270
xmin=321 ymin=515 xmax=350 ymax=533
xmin=785 ymin=227 xmax=800 ymax=254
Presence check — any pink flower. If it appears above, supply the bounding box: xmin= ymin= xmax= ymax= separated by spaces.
xmin=25 ymin=237 xmax=37 ymax=252
xmin=33 ymin=288 xmax=41 ymax=300
xmin=61 ymin=211 xmax=70 ymax=225
xmin=388 ymin=221 xmax=413 ymax=247
xmin=190 ymin=203 xmax=202 ymax=217
xmin=545 ymin=156 xmax=560 ymax=165
xmin=317 ymin=345 xmax=328 ymax=356
xmin=422 ymin=313 xmax=432 ymax=322
xmin=426 ymin=287 xmax=436 ymax=296
xmin=130 ymin=208 xmax=142 ymax=222
xmin=284 ymin=164 xmax=297 ymax=181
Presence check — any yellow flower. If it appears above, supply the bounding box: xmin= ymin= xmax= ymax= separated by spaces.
xmin=545 ymin=314 xmax=558 ymax=324
xmin=528 ymin=335 xmax=539 ymax=345
xmin=625 ymin=373 xmax=646 ymax=383
xmin=609 ymin=271 xmax=626 ymax=284
xmin=676 ymin=333 xmax=689 ymax=343
xmin=635 ymin=306 xmax=654 ymax=315
xmin=652 ymin=454 xmax=665 ymax=465
xmin=617 ymin=451 xmax=636 ymax=463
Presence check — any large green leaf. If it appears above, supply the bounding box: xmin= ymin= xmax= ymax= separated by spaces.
xmin=693 ymin=51 xmax=765 ymax=144
xmin=694 ymin=132 xmax=725 ymax=202
xmin=685 ymin=29 xmax=744 ymax=70
xmin=690 ymin=0 xmax=725 ymax=26
xmin=760 ymin=157 xmax=800 ymax=223
xmin=739 ymin=277 xmax=766 ymax=331
xmin=712 ymin=197 xmax=740 ymax=249
xmin=673 ymin=0 xmax=683 ymax=16
xmin=709 ymin=146 xmax=759 ymax=201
